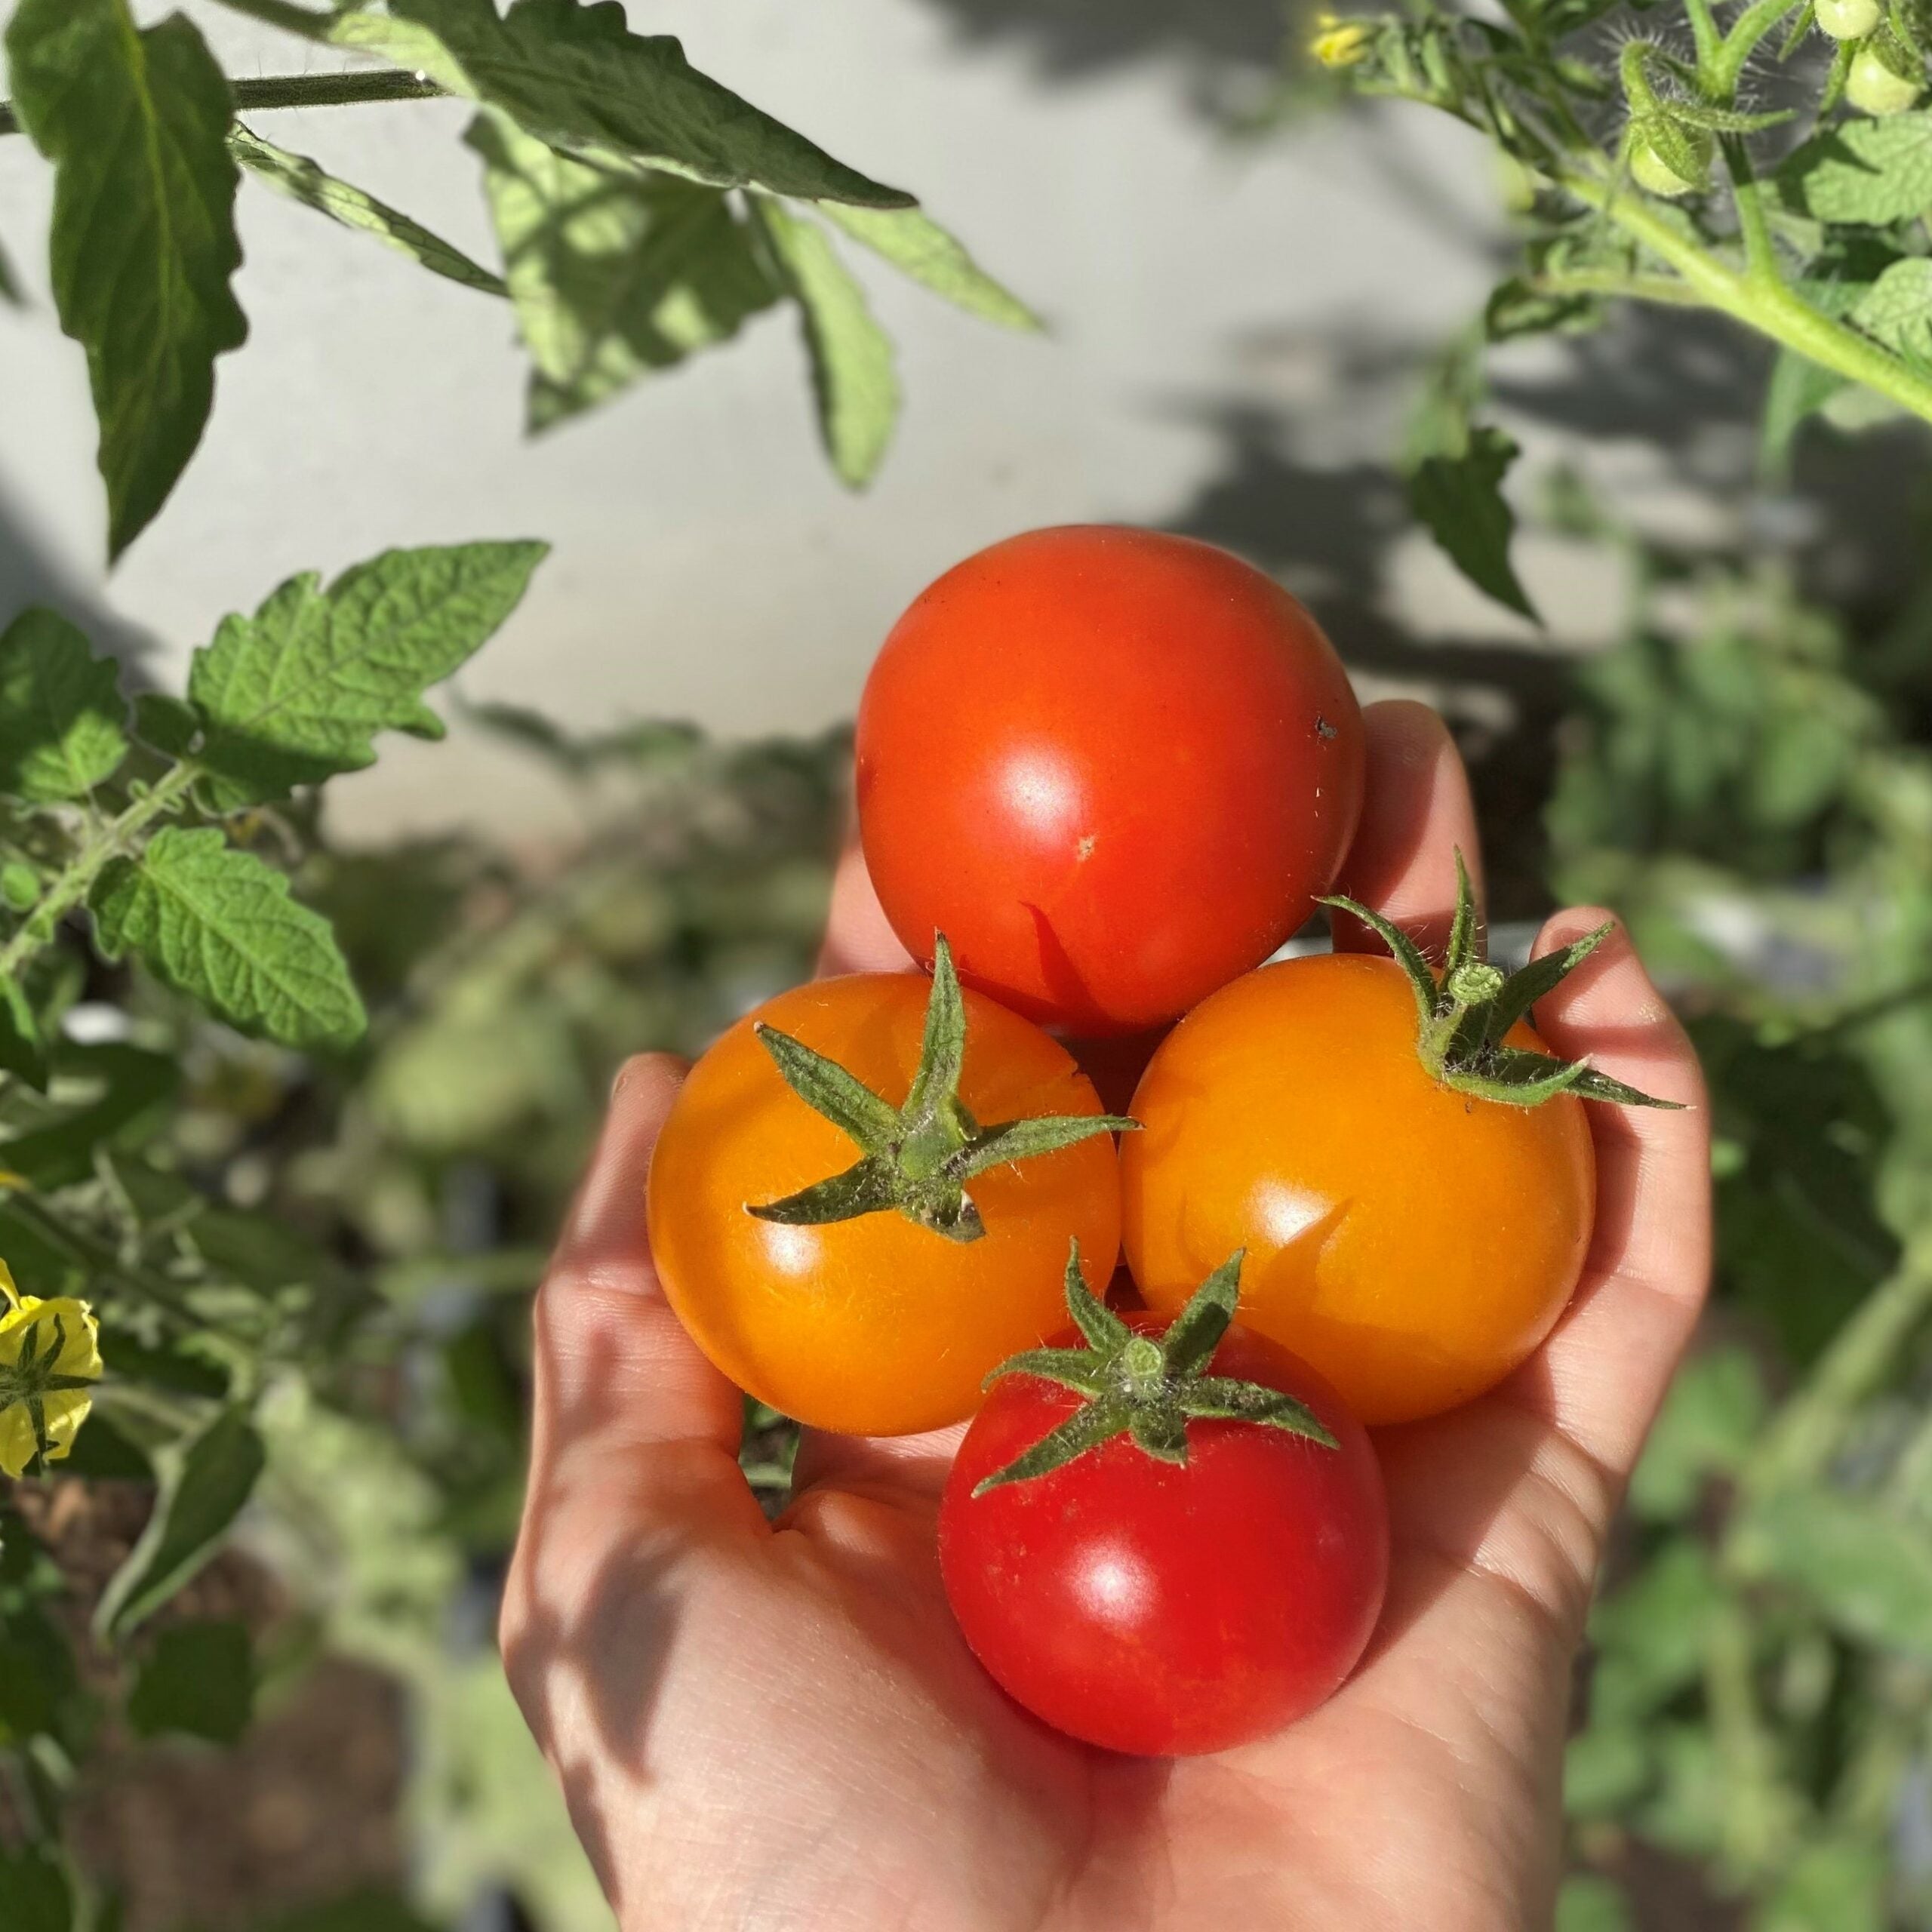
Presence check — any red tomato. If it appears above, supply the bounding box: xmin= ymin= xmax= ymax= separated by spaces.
xmin=939 ymin=1318 xmax=1388 ymax=1756
xmin=855 ymin=526 xmax=1364 ymax=1036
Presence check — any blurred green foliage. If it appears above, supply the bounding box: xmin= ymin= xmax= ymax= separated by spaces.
xmin=1546 ymin=522 xmax=1932 ymax=1927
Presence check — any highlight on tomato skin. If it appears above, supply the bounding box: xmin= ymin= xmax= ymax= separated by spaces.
xmin=937 ymin=1260 xmax=1389 ymax=1758
xmin=854 ymin=524 xmax=1365 ymax=1038
xmin=645 ymin=968 xmax=1128 ymax=1438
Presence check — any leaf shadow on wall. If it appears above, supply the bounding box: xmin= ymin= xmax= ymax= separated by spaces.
xmin=1153 ymin=302 xmax=1932 ymax=920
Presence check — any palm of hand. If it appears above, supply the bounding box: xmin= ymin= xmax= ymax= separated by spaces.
xmin=504 ymin=703 xmax=1709 ymax=1932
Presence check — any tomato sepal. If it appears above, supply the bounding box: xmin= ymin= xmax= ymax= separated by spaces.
xmin=971 ymin=1245 xmax=1338 ymax=1495
xmin=1321 ymin=850 xmax=1683 ymax=1112
xmin=748 ymin=934 xmax=1137 ymax=1243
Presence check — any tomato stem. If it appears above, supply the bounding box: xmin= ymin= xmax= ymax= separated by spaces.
xmin=746 ymin=935 xmax=1137 ymax=1242
xmin=1320 ymin=850 xmax=1682 ymax=1109
xmin=971 ymin=1244 xmax=1337 ymax=1494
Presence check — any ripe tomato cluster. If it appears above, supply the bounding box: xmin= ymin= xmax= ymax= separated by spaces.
xmin=647 ymin=525 xmax=1672 ymax=1758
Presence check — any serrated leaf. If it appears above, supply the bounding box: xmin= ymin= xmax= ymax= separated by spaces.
xmin=128 ymin=1618 xmax=254 ymax=1743
xmin=1409 ymin=424 xmax=1540 ymax=623
xmin=819 ymin=204 xmax=1041 ymax=331
xmin=96 ymin=1406 xmax=265 ymax=1639
xmin=315 ymin=0 xmax=911 ymax=205
xmin=229 ymin=123 xmax=506 ymax=297
xmin=1739 ymin=1487 xmax=1932 ymax=1659
xmin=6 ymin=0 xmax=247 ymax=561
xmin=91 ymin=828 xmax=366 ymax=1049
xmin=1850 ymin=256 xmax=1932 ymax=362
xmin=0 ymin=608 xmax=129 ymax=802
xmin=468 ymin=113 xmax=780 ymax=430
xmin=754 ymin=200 xmax=900 ymax=488
xmin=187 ymin=540 xmax=547 ymax=804
xmin=1777 ymin=111 xmax=1932 ymax=223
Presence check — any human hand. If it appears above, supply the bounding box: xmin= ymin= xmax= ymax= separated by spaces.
xmin=500 ymin=699 xmax=1710 ymax=1931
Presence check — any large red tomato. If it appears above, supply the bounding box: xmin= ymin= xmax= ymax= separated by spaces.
xmin=855 ymin=526 xmax=1364 ymax=1036
xmin=940 ymin=1303 xmax=1388 ymax=1756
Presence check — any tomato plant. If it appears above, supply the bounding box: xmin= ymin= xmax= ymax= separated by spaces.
xmin=854 ymin=525 xmax=1364 ymax=1038
xmin=1121 ymin=860 xmax=1669 ymax=1425
xmin=648 ymin=941 xmax=1131 ymax=1435
xmin=940 ymin=1249 xmax=1388 ymax=1756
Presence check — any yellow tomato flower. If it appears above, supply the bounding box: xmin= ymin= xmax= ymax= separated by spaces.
xmin=0 ymin=1259 xmax=103 ymax=1478
xmin=1311 ymin=14 xmax=1374 ymax=67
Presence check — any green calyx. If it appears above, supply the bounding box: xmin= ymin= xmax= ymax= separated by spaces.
xmin=747 ymin=935 xmax=1137 ymax=1244
xmin=1320 ymin=850 xmax=1684 ymax=1110
xmin=971 ymin=1244 xmax=1337 ymax=1495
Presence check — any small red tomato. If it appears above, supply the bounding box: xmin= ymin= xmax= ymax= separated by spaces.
xmin=856 ymin=525 xmax=1364 ymax=1036
xmin=939 ymin=1254 xmax=1388 ymax=1756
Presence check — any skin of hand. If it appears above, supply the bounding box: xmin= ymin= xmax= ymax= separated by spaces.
xmin=500 ymin=699 xmax=1712 ymax=1932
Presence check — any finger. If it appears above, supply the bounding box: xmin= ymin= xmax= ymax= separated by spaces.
xmin=1329 ymin=700 xmax=1484 ymax=957
xmin=1509 ymin=913 xmax=1712 ymax=1481
xmin=509 ymin=1057 xmax=759 ymax=1638
xmin=785 ymin=1420 xmax=968 ymax=1509
xmin=817 ymin=818 xmax=915 ymax=977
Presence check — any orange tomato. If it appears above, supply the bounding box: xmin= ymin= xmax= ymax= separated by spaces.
xmin=1119 ymin=953 xmax=1595 ymax=1426
xmin=648 ymin=974 xmax=1122 ymax=1435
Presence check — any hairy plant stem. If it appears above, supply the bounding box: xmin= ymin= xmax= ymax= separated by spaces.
xmin=0 ymin=763 xmax=199 ymax=983
xmin=1559 ymin=166 xmax=1932 ymax=424
xmin=1713 ymin=0 xmax=1807 ymax=97
xmin=0 ymin=69 xmax=444 ymax=138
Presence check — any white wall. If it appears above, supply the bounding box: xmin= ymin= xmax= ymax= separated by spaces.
xmin=0 ymin=1 xmax=1627 ymax=842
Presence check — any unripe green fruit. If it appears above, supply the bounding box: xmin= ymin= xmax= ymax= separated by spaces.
xmin=1816 ymin=0 xmax=1881 ymax=38
xmin=1847 ymin=42 xmax=1924 ymax=115
xmin=1630 ymin=130 xmax=1712 ymax=197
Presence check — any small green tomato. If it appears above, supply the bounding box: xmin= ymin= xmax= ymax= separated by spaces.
xmin=1847 ymin=42 xmax=1924 ymax=115
xmin=1815 ymin=0 xmax=1881 ymax=38
xmin=1629 ymin=129 xmax=1714 ymax=198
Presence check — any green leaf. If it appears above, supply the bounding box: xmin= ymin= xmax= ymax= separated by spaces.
xmin=5 ymin=0 xmax=247 ymax=561
xmin=1555 ymin=1873 xmax=1635 ymax=1932
xmin=1738 ymin=1487 xmax=1932 ymax=1659
xmin=1850 ymin=256 xmax=1932 ymax=362
xmin=0 ymin=981 xmax=51 ymax=1091
xmin=0 ymin=1043 xmax=180 ymax=1189
xmin=133 ymin=692 xmax=200 ymax=758
xmin=1777 ymin=111 xmax=1932 ymax=223
xmin=188 ymin=540 xmax=548 ymax=804
xmin=467 ymin=113 xmax=780 ymax=431
xmin=0 ymin=608 xmax=129 ymax=801
xmin=1408 ymin=424 xmax=1540 ymax=623
xmin=95 ymin=1405 xmax=266 ymax=1639
xmin=127 ymin=1618 xmax=254 ymax=1743
xmin=320 ymin=0 xmax=912 ymax=205
xmin=229 ymin=123 xmax=506 ymax=297
xmin=1760 ymin=347 xmax=1851 ymax=475
xmin=1628 ymin=1345 xmax=1766 ymax=1521
xmin=1757 ymin=1841 xmax=1888 ymax=1932
xmin=819 ymin=204 xmax=1041 ymax=331
xmin=0 ymin=1849 xmax=72 ymax=1932
xmin=91 ymin=828 xmax=367 ymax=1049
xmin=0 ymin=232 xmax=21 ymax=306
xmin=753 ymin=199 xmax=900 ymax=488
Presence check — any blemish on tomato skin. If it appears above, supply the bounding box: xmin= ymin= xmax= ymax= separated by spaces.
xmin=1077 ymin=835 xmax=1096 ymax=862
xmin=1315 ymin=714 xmax=1337 ymax=741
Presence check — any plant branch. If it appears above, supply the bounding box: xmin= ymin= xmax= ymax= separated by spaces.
xmin=1561 ymin=168 xmax=1932 ymax=426
xmin=0 ymin=764 xmax=198 ymax=982
xmin=1531 ymin=269 xmax=1708 ymax=307
xmin=1726 ymin=141 xmax=1782 ymax=286
xmin=1714 ymin=0 xmax=1807 ymax=97
xmin=0 ymin=69 xmax=444 ymax=138
xmin=1684 ymin=0 xmax=1726 ymax=80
